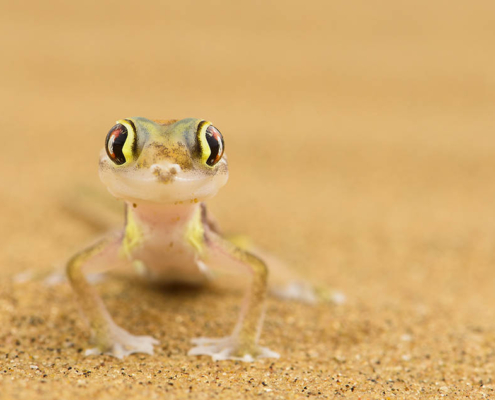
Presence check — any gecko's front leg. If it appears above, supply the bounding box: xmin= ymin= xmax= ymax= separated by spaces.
xmin=66 ymin=235 xmax=159 ymax=358
xmin=188 ymin=230 xmax=279 ymax=362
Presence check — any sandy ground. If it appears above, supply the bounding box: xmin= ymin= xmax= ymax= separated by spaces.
xmin=2 ymin=1 xmax=495 ymax=398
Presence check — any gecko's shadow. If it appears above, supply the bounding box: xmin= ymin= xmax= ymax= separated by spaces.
xmin=109 ymin=272 xmax=229 ymax=303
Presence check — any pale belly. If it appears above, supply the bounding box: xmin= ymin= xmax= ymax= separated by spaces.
xmin=129 ymin=232 xmax=208 ymax=285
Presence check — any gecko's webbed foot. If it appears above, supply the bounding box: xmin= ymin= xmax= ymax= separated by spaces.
xmin=188 ymin=336 xmax=279 ymax=362
xmin=86 ymin=323 xmax=159 ymax=359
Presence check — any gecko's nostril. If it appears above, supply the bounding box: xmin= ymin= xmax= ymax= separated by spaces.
xmin=150 ymin=163 xmax=182 ymax=184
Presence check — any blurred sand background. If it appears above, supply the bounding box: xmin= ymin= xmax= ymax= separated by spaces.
xmin=2 ymin=0 xmax=495 ymax=398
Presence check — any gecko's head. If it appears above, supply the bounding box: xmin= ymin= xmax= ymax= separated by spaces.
xmin=99 ymin=117 xmax=228 ymax=204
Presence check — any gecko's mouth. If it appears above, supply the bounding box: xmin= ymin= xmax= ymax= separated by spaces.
xmin=99 ymin=153 xmax=229 ymax=204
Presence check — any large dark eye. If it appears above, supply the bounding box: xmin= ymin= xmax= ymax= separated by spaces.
xmin=205 ymin=125 xmax=225 ymax=166
xmin=105 ymin=124 xmax=128 ymax=165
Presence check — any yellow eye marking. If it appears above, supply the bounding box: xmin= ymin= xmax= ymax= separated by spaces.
xmin=116 ymin=119 xmax=137 ymax=165
xmin=196 ymin=120 xmax=213 ymax=167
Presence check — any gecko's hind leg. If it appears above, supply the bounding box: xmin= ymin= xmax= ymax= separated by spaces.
xmin=227 ymin=236 xmax=345 ymax=305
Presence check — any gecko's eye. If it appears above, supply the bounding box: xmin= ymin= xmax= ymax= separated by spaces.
xmin=197 ymin=121 xmax=225 ymax=167
xmin=105 ymin=123 xmax=128 ymax=165
xmin=205 ymin=125 xmax=225 ymax=166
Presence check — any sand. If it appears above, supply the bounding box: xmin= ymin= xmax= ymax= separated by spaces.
xmin=2 ymin=1 xmax=495 ymax=398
